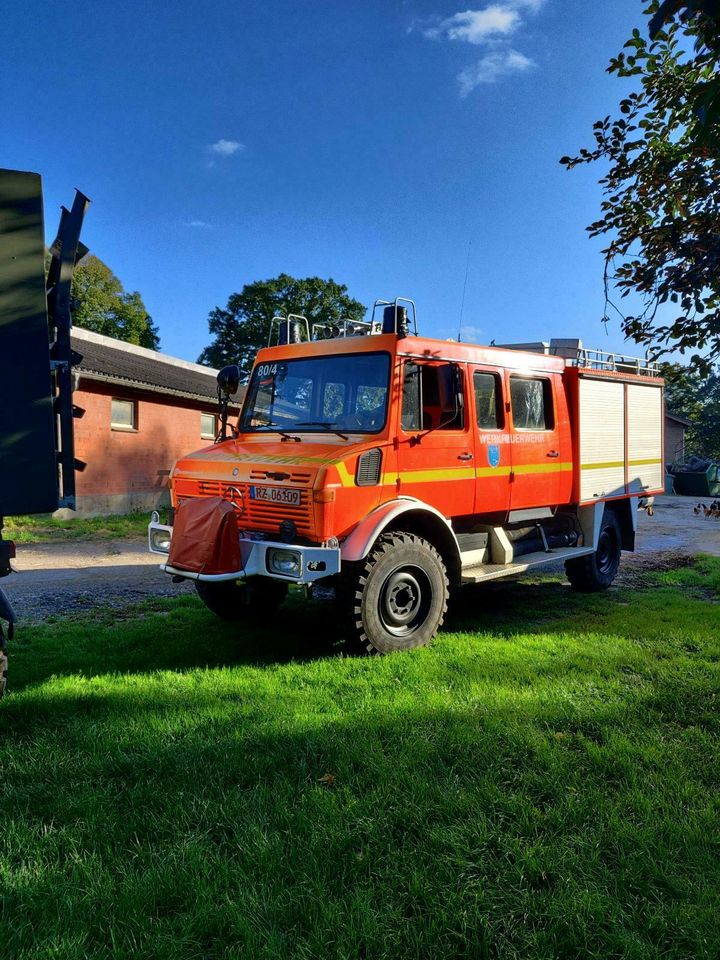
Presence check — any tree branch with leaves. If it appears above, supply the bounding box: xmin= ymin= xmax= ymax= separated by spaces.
xmin=197 ymin=274 xmax=366 ymax=373
xmin=561 ymin=1 xmax=720 ymax=373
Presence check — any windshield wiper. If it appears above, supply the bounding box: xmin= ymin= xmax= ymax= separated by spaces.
xmin=295 ymin=421 xmax=349 ymax=440
xmin=253 ymin=425 xmax=302 ymax=442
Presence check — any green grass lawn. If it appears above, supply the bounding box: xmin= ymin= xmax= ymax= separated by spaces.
xmin=4 ymin=511 xmax=167 ymax=543
xmin=1 ymin=559 xmax=718 ymax=959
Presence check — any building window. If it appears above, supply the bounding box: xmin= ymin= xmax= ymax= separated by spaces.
xmin=111 ymin=398 xmax=137 ymax=431
xmin=201 ymin=413 xmax=217 ymax=440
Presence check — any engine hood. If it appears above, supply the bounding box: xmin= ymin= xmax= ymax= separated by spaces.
xmin=172 ymin=435 xmax=385 ymax=485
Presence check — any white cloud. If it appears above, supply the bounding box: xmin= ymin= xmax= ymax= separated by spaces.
xmin=423 ymin=1 xmax=547 ymax=44
xmin=184 ymin=220 xmax=210 ymax=228
xmin=426 ymin=6 xmax=520 ymax=43
xmin=460 ymin=324 xmax=483 ymax=342
xmin=207 ymin=139 xmax=244 ymax=157
xmin=458 ymin=49 xmax=534 ymax=95
xmin=417 ymin=2 xmax=546 ymax=96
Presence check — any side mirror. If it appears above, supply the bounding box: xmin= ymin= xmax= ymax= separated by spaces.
xmin=217 ymin=364 xmax=240 ymax=398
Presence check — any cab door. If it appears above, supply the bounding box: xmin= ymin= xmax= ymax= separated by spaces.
xmin=395 ymin=359 xmax=475 ymax=518
xmin=506 ymin=372 xmax=567 ymax=510
xmin=470 ymin=366 xmax=512 ymax=514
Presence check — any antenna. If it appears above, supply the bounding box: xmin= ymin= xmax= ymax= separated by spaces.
xmin=458 ymin=239 xmax=471 ymax=342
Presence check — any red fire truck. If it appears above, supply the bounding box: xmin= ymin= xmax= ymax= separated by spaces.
xmin=149 ymin=302 xmax=663 ymax=653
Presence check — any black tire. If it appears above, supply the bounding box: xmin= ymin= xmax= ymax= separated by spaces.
xmin=343 ymin=532 xmax=449 ymax=654
xmin=565 ymin=510 xmax=622 ymax=592
xmin=195 ymin=577 xmax=288 ymax=621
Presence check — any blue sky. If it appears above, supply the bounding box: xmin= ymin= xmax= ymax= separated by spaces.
xmin=3 ymin=0 xmax=646 ymax=363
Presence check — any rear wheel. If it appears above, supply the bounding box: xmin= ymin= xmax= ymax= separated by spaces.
xmin=342 ymin=532 xmax=449 ymax=653
xmin=566 ymin=510 xmax=622 ymax=592
xmin=195 ymin=577 xmax=288 ymax=621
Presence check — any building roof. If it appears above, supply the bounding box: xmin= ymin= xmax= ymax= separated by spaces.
xmin=666 ymin=411 xmax=693 ymax=427
xmin=71 ymin=326 xmax=240 ymax=405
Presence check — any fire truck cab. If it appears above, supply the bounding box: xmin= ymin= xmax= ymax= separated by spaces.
xmin=149 ymin=302 xmax=664 ymax=653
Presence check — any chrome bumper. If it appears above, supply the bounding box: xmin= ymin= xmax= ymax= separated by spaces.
xmin=148 ymin=521 xmax=341 ymax=584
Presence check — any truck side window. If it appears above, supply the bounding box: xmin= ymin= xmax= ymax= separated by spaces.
xmin=509 ymin=377 xmax=554 ymax=431
xmin=401 ymin=361 xmax=464 ymax=431
xmin=401 ymin=362 xmax=421 ymax=431
xmin=473 ymin=372 xmax=502 ymax=429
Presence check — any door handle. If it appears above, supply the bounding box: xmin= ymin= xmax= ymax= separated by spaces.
xmin=458 ymin=452 xmax=473 ymax=461
xmin=547 ymin=450 xmax=560 ymax=458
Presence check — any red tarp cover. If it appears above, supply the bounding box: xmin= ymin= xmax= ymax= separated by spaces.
xmin=168 ymin=497 xmax=241 ymax=575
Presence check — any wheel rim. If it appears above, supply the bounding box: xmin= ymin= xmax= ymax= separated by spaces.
xmin=378 ymin=565 xmax=432 ymax=637
xmin=597 ymin=528 xmax=617 ymax=575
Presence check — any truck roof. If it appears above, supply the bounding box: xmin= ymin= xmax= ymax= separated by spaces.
xmin=255 ymin=333 xmax=567 ymax=375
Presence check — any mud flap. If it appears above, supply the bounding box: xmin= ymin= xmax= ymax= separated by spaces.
xmin=0 ymin=587 xmax=16 ymax=700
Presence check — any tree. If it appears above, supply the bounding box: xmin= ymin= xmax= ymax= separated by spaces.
xmin=71 ymin=255 xmax=159 ymax=349
xmin=560 ymin=1 xmax=720 ymax=373
xmin=662 ymin=361 xmax=720 ymax=457
xmin=198 ymin=274 xmax=367 ymax=372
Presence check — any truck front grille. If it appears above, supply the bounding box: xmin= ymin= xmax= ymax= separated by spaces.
xmin=175 ymin=478 xmax=314 ymax=538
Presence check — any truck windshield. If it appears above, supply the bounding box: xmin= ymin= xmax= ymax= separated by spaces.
xmin=239 ymin=352 xmax=391 ymax=435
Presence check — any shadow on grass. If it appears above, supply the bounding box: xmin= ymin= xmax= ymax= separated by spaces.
xmin=0 ymin=640 xmax=718 ymax=960
xmin=4 ymin=577 xmax=584 ymax=686
xmin=4 ymin=563 xmax=715 ymax=702
xmin=1 ymin=566 xmax=718 ymax=958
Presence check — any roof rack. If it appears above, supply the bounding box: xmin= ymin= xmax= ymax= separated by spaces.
xmin=268 ymin=314 xmax=310 ymax=346
xmin=570 ymin=347 xmax=660 ymax=377
xmin=311 ymin=317 xmax=382 ymax=340
xmin=371 ymin=298 xmax=417 ymax=336
xmin=495 ymin=338 xmax=660 ymax=377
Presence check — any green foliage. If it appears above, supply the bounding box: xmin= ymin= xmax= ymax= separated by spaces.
xmin=198 ymin=274 xmax=366 ymax=372
xmin=662 ymin=361 xmax=720 ymax=457
xmin=1 ymin=562 xmax=720 ymax=957
xmin=71 ymin=255 xmax=160 ymax=349
xmin=561 ymin=1 xmax=720 ymax=373
xmin=4 ymin=511 xmax=166 ymax=543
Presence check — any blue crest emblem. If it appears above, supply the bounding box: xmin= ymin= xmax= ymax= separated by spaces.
xmin=487 ymin=444 xmax=501 ymax=469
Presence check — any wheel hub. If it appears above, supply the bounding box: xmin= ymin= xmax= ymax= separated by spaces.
xmin=384 ymin=572 xmax=422 ymax=625
xmin=597 ymin=530 xmax=615 ymax=574
xmin=378 ymin=565 xmax=432 ymax=637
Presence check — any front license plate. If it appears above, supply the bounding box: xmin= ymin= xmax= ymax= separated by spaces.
xmin=249 ymin=485 xmax=301 ymax=505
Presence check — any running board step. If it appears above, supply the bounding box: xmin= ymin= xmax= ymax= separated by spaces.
xmin=461 ymin=546 xmax=595 ymax=584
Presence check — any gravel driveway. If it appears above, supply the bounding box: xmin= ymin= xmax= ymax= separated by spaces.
xmin=2 ymin=494 xmax=718 ymax=623
xmin=1 ymin=539 xmax=193 ymax=622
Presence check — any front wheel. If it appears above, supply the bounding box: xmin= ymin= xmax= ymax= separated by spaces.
xmin=195 ymin=577 xmax=288 ymax=621
xmin=342 ymin=532 xmax=449 ymax=653
xmin=565 ymin=510 xmax=622 ymax=592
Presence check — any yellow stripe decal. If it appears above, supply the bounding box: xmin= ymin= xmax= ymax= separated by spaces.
xmin=335 ymin=461 xmax=354 ymax=486
xmin=513 ymin=461 xmax=573 ymax=475
xmin=392 ymin=467 xmax=477 ymax=484
xmin=474 ymin=466 xmax=513 ymax=478
xmin=582 ymin=457 xmax=662 ymax=471
xmin=581 ymin=460 xmax=624 ymax=471
xmin=376 ymin=462 xmax=572 ymax=485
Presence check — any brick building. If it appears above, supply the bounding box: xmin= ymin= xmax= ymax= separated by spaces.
xmin=665 ymin=411 xmax=692 ymax=467
xmin=65 ymin=327 xmax=241 ymax=516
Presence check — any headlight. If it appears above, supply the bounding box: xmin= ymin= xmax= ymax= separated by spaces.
xmin=267 ymin=548 xmax=301 ymax=577
xmin=150 ymin=528 xmax=171 ymax=553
